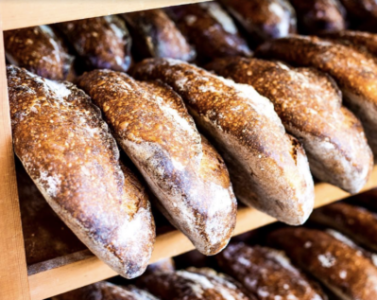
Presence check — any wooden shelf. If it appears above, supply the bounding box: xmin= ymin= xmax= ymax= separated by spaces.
xmin=26 ymin=165 xmax=377 ymax=300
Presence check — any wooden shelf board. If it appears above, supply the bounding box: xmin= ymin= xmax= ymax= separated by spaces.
xmin=0 ymin=0 xmax=210 ymax=31
xmin=27 ymin=165 xmax=377 ymax=300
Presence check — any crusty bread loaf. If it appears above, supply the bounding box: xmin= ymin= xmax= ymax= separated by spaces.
xmin=219 ymin=0 xmax=296 ymax=45
xmin=289 ymin=0 xmax=346 ymax=34
xmin=56 ymin=16 xmax=131 ymax=72
xmin=206 ymin=57 xmax=373 ymax=193
xmin=217 ymin=243 xmax=327 ymax=300
xmin=4 ymin=26 xmax=74 ymax=80
xmin=121 ymin=9 xmax=195 ymax=62
xmin=339 ymin=0 xmax=377 ymax=20
xmin=52 ymin=282 xmax=160 ymax=300
xmin=8 ymin=65 xmax=155 ymax=278
xmin=138 ymin=267 xmax=254 ymax=300
xmin=256 ymin=35 xmax=377 ymax=157
xmin=268 ymin=227 xmax=377 ymax=300
xmin=165 ymin=2 xmax=251 ymax=63
xmin=77 ymin=70 xmax=237 ymax=255
xmin=132 ymin=58 xmax=314 ymax=225
xmin=311 ymin=202 xmax=377 ymax=252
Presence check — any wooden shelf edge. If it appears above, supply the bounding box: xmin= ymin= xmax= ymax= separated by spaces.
xmin=0 ymin=0 xmax=209 ymax=31
xmin=27 ymin=166 xmax=377 ymax=300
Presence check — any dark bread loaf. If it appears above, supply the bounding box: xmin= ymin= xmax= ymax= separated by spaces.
xmin=219 ymin=0 xmax=296 ymax=44
xmin=56 ymin=16 xmax=132 ymax=72
xmin=132 ymin=58 xmax=314 ymax=225
xmin=77 ymin=70 xmax=237 ymax=255
xmin=217 ymin=243 xmax=327 ymax=300
xmin=138 ymin=267 xmax=254 ymax=300
xmin=268 ymin=227 xmax=377 ymax=300
xmin=121 ymin=9 xmax=195 ymax=62
xmin=166 ymin=2 xmax=251 ymax=63
xmin=289 ymin=0 xmax=346 ymax=34
xmin=4 ymin=26 xmax=74 ymax=80
xmin=206 ymin=57 xmax=373 ymax=193
xmin=256 ymin=35 xmax=377 ymax=157
xmin=338 ymin=0 xmax=377 ymax=20
xmin=52 ymin=282 xmax=160 ymax=300
xmin=8 ymin=65 xmax=155 ymax=278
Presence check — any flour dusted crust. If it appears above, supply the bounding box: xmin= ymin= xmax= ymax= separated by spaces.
xmin=206 ymin=57 xmax=373 ymax=193
xmin=166 ymin=2 xmax=251 ymax=63
xmin=52 ymin=282 xmax=160 ymax=300
xmin=268 ymin=228 xmax=377 ymax=300
xmin=57 ymin=16 xmax=131 ymax=71
xmin=256 ymin=35 xmax=377 ymax=157
xmin=217 ymin=243 xmax=327 ymax=300
xmin=8 ymin=65 xmax=155 ymax=279
xmin=138 ymin=267 xmax=253 ymax=300
xmin=77 ymin=70 xmax=237 ymax=255
xmin=132 ymin=58 xmax=314 ymax=225
xmin=219 ymin=0 xmax=296 ymax=44
xmin=4 ymin=26 xmax=74 ymax=80
xmin=121 ymin=9 xmax=195 ymax=62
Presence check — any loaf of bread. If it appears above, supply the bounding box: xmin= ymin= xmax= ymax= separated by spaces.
xmin=206 ymin=57 xmax=373 ymax=193
xmin=217 ymin=243 xmax=327 ymax=300
xmin=8 ymin=65 xmax=155 ymax=278
xmin=138 ymin=267 xmax=254 ymax=300
xmin=256 ymin=35 xmax=377 ymax=157
xmin=289 ymin=0 xmax=346 ymax=34
xmin=77 ymin=70 xmax=237 ymax=255
xmin=4 ymin=26 xmax=74 ymax=80
xmin=132 ymin=58 xmax=315 ymax=225
xmin=56 ymin=16 xmax=132 ymax=72
xmin=339 ymin=0 xmax=377 ymax=20
xmin=311 ymin=202 xmax=377 ymax=252
xmin=219 ymin=0 xmax=296 ymax=45
xmin=346 ymin=188 xmax=377 ymax=211
xmin=165 ymin=2 xmax=251 ymax=63
xmin=121 ymin=9 xmax=195 ymax=62
xmin=52 ymin=282 xmax=160 ymax=300
xmin=268 ymin=227 xmax=377 ymax=300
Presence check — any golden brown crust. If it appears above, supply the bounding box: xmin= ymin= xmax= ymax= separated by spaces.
xmin=138 ymin=267 xmax=253 ymax=300
xmin=132 ymin=58 xmax=314 ymax=225
xmin=77 ymin=69 xmax=237 ymax=255
xmin=256 ymin=35 xmax=377 ymax=157
xmin=8 ymin=65 xmax=155 ymax=278
xmin=268 ymin=228 xmax=377 ymax=300
xmin=57 ymin=16 xmax=131 ymax=72
xmin=217 ymin=243 xmax=327 ymax=300
xmin=219 ymin=0 xmax=296 ymax=44
xmin=206 ymin=57 xmax=373 ymax=193
xmin=121 ymin=9 xmax=195 ymax=62
xmin=166 ymin=3 xmax=251 ymax=63
xmin=4 ymin=26 xmax=74 ymax=80
xmin=289 ymin=0 xmax=346 ymax=34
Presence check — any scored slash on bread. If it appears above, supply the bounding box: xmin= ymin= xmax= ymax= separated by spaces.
xmin=206 ymin=57 xmax=373 ymax=194
xmin=77 ymin=70 xmax=237 ymax=255
xmin=7 ymin=65 xmax=156 ymax=279
xmin=132 ymin=58 xmax=314 ymax=225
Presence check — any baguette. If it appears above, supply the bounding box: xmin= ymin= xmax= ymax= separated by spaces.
xmin=8 ymin=65 xmax=155 ymax=278
xmin=268 ymin=227 xmax=377 ymax=300
xmin=256 ymin=35 xmax=377 ymax=156
xmin=132 ymin=58 xmax=314 ymax=225
xmin=206 ymin=57 xmax=373 ymax=193
xmin=77 ymin=70 xmax=237 ymax=255
xmin=217 ymin=243 xmax=327 ymax=300
xmin=121 ymin=9 xmax=195 ymax=62
xmin=165 ymin=2 xmax=251 ymax=63
xmin=219 ymin=0 xmax=296 ymax=44
xmin=56 ymin=16 xmax=132 ymax=72
xmin=4 ymin=26 xmax=74 ymax=80
xmin=52 ymin=282 xmax=160 ymax=300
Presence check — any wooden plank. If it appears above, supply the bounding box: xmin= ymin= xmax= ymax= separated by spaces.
xmin=0 ymin=0 xmax=209 ymax=31
xmin=0 ymin=22 xmax=31 ymax=300
xmin=28 ymin=166 xmax=377 ymax=300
